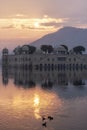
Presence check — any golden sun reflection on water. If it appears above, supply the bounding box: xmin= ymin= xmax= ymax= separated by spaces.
xmin=0 ymin=85 xmax=63 ymax=121
xmin=32 ymin=87 xmax=62 ymax=119
xmin=34 ymin=94 xmax=41 ymax=119
xmin=34 ymin=94 xmax=40 ymax=107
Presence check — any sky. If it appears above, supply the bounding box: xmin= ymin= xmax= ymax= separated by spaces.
xmin=0 ymin=0 xmax=87 ymax=50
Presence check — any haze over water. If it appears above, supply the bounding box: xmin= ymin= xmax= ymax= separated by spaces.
xmin=0 ymin=67 xmax=87 ymax=130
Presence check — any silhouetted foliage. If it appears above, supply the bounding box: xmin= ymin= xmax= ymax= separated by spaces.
xmin=13 ymin=45 xmax=36 ymax=54
xmin=47 ymin=45 xmax=54 ymax=53
xmin=40 ymin=45 xmax=53 ymax=53
xmin=40 ymin=45 xmax=48 ymax=53
xmin=73 ymin=46 xmax=85 ymax=54
xmin=13 ymin=46 xmax=22 ymax=55
xmin=29 ymin=46 xmax=36 ymax=54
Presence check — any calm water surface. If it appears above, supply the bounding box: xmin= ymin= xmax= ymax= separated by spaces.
xmin=0 ymin=67 xmax=87 ymax=130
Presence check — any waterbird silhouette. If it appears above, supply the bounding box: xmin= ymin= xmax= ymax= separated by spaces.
xmin=42 ymin=122 xmax=47 ymax=127
xmin=48 ymin=116 xmax=53 ymax=120
xmin=42 ymin=116 xmax=46 ymax=121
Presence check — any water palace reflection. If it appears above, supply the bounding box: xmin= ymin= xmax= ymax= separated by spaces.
xmin=2 ymin=66 xmax=87 ymax=89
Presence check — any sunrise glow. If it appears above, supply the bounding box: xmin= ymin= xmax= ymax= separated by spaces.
xmin=34 ymin=22 xmax=40 ymax=28
xmin=34 ymin=94 xmax=40 ymax=106
xmin=0 ymin=86 xmax=62 ymax=120
xmin=0 ymin=0 xmax=87 ymax=50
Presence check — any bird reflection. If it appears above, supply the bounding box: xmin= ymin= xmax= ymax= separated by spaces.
xmin=41 ymin=115 xmax=54 ymax=127
xmin=42 ymin=116 xmax=46 ymax=121
xmin=42 ymin=122 xmax=47 ymax=127
xmin=48 ymin=116 xmax=53 ymax=120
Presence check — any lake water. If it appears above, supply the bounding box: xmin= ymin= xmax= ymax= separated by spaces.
xmin=0 ymin=67 xmax=87 ymax=130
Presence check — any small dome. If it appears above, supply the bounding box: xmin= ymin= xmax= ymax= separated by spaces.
xmin=2 ymin=48 xmax=9 ymax=54
xmin=54 ymin=45 xmax=67 ymax=54
xmin=22 ymin=45 xmax=29 ymax=51
xmin=56 ymin=46 xmax=67 ymax=51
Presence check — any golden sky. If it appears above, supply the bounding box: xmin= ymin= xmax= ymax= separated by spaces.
xmin=0 ymin=15 xmax=66 ymax=39
xmin=0 ymin=0 xmax=87 ymax=49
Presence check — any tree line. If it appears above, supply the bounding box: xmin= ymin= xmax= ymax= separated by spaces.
xmin=13 ymin=44 xmax=86 ymax=55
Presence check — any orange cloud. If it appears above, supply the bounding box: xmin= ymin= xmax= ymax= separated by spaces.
xmin=0 ymin=16 xmax=69 ymax=41
xmin=1 ymin=24 xmax=14 ymax=29
xmin=0 ymin=16 xmax=68 ymax=31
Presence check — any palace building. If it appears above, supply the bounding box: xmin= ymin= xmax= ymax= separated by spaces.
xmin=2 ymin=45 xmax=87 ymax=71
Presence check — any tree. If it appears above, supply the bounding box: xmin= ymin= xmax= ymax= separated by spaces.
xmin=29 ymin=46 xmax=36 ymax=54
xmin=73 ymin=46 xmax=85 ymax=54
xmin=40 ymin=45 xmax=53 ymax=53
xmin=13 ymin=46 xmax=22 ymax=55
xmin=48 ymin=45 xmax=54 ymax=53
xmin=40 ymin=45 xmax=48 ymax=53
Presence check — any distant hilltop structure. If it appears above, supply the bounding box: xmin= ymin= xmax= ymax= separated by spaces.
xmin=2 ymin=44 xmax=87 ymax=71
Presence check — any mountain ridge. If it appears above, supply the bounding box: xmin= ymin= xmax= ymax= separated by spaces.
xmin=30 ymin=26 xmax=87 ymax=50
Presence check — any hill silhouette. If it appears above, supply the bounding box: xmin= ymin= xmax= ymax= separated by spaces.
xmin=30 ymin=26 xmax=87 ymax=50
